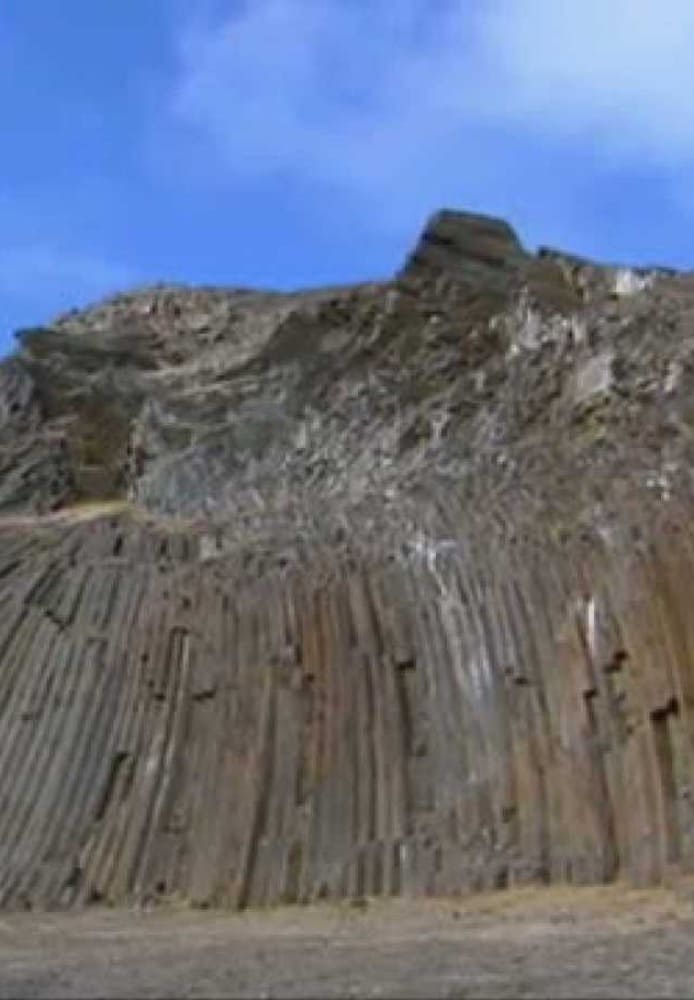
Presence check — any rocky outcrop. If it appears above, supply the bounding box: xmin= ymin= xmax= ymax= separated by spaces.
xmin=1 ymin=210 xmax=694 ymax=910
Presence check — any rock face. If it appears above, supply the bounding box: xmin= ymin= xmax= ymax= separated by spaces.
xmin=2 ymin=209 xmax=694 ymax=909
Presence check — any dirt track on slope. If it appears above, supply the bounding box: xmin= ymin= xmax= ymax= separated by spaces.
xmin=2 ymin=885 xmax=694 ymax=999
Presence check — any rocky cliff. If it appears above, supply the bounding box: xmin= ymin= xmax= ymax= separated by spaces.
xmin=1 ymin=209 xmax=694 ymax=910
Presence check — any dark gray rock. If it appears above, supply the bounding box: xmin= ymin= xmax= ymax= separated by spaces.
xmin=400 ymin=208 xmax=526 ymax=282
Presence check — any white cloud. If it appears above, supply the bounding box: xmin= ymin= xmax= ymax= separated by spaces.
xmin=477 ymin=0 xmax=694 ymax=161
xmin=167 ymin=0 xmax=694 ymax=222
xmin=170 ymin=1 xmax=477 ymax=198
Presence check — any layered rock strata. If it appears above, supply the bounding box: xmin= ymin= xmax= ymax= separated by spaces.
xmin=1 ymin=210 xmax=694 ymax=909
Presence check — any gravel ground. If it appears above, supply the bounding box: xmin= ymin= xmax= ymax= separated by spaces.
xmin=2 ymin=886 xmax=694 ymax=999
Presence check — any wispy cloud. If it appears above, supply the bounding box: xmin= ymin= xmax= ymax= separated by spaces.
xmin=476 ymin=0 xmax=694 ymax=162
xmin=170 ymin=1 xmax=476 ymax=199
xmin=167 ymin=0 xmax=694 ymax=224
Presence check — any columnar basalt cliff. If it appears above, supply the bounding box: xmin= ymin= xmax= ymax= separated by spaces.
xmin=2 ymin=210 xmax=694 ymax=910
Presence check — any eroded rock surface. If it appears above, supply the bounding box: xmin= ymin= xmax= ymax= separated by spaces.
xmin=1 ymin=209 xmax=694 ymax=909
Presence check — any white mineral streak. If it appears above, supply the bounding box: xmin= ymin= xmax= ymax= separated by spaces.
xmin=613 ymin=268 xmax=652 ymax=298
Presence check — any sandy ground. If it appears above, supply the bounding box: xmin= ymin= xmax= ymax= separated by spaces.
xmin=2 ymin=886 xmax=694 ymax=998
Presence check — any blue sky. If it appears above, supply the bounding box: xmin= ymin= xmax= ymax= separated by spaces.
xmin=2 ymin=1 xmax=694 ymax=354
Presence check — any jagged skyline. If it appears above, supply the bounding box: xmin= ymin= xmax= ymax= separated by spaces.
xmin=3 ymin=1 xmax=694 ymax=351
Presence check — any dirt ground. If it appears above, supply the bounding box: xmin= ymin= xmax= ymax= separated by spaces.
xmin=2 ymin=885 xmax=694 ymax=999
